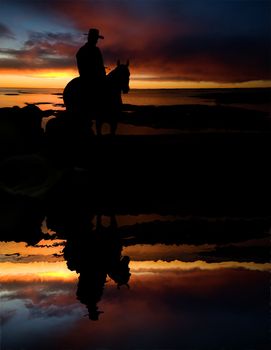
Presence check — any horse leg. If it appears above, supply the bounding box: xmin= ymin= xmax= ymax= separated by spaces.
xmin=96 ymin=116 xmax=103 ymax=136
xmin=110 ymin=118 xmax=117 ymax=136
xmin=109 ymin=109 xmax=119 ymax=136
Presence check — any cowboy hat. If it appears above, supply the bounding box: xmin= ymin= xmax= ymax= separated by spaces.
xmin=85 ymin=28 xmax=104 ymax=39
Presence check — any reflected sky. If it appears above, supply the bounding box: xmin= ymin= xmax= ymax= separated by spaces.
xmin=1 ymin=208 xmax=270 ymax=350
xmin=0 ymin=88 xmax=64 ymax=110
xmin=1 ymin=267 xmax=269 ymax=350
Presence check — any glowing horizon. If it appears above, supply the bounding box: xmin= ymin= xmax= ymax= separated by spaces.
xmin=0 ymin=259 xmax=269 ymax=284
xmin=0 ymin=71 xmax=270 ymax=90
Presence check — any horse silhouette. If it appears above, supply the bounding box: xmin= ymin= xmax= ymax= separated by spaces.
xmin=63 ymin=60 xmax=130 ymax=135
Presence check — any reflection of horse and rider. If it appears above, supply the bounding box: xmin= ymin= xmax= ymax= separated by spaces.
xmin=63 ymin=28 xmax=130 ymax=136
xmin=63 ymin=214 xmax=131 ymax=321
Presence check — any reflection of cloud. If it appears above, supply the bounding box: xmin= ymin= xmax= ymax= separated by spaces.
xmin=0 ymin=261 xmax=76 ymax=281
xmin=131 ymin=260 xmax=271 ymax=272
xmin=123 ymin=243 xmax=216 ymax=262
xmin=1 ymin=308 xmax=16 ymax=326
xmin=0 ymin=254 xmax=63 ymax=263
xmin=0 ymin=258 xmax=269 ymax=284
xmin=0 ymin=240 xmax=65 ymax=262
xmin=1 ymin=268 xmax=269 ymax=350
xmin=2 ymin=289 xmax=82 ymax=350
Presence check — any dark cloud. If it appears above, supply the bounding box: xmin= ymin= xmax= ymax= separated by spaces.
xmin=1 ymin=309 xmax=17 ymax=325
xmin=0 ymin=253 xmax=63 ymax=263
xmin=0 ymin=23 xmax=15 ymax=39
xmin=0 ymin=31 xmax=78 ymax=70
xmin=24 ymin=31 xmax=79 ymax=57
xmin=102 ymin=33 xmax=270 ymax=82
xmin=25 ymin=31 xmax=78 ymax=46
xmin=59 ymin=270 xmax=270 ymax=350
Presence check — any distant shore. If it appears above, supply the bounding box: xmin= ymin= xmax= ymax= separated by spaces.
xmin=0 ymin=87 xmax=270 ymax=115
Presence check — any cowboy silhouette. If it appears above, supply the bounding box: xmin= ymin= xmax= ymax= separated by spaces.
xmin=76 ymin=28 xmax=106 ymax=108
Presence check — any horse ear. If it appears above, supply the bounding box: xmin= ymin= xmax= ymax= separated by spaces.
xmin=126 ymin=60 xmax=129 ymax=67
xmin=117 ymin=60 xmax=120 ymax=66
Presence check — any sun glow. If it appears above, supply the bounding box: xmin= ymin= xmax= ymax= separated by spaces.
xmin=0 ymin=259 xmax=269 ymax=284
xmin=0 ymin=69 xmax=77 ymax=88
xmin=130 ymin=260 xmax=271 ymax=272
xmin=1 ymin=70 xmax=270 ymax=89
xmin=0 ymin=261 xmax=78 ymax=281
xmin=131 ymin=77 xmax=271 ymax=89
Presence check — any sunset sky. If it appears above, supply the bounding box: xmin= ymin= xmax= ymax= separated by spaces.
xmin=0 ymin=0 xmax=270 ymax=88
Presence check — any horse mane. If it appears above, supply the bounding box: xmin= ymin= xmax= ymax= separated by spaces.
xmin=106 ymin=63 xmax=129 ymax=94
xmin=106 ymin=65 xmax=120 ymax=82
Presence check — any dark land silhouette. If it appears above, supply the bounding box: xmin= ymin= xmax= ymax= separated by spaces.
xmin=0 ymin=99 xmax=270 ymax=219
xmin=192 ymin=87 xmax=271 ymax=105
xmin=120 ymin=102 xmax=270 ymax=131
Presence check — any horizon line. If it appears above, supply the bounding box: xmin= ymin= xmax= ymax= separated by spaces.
xmin=0 ymin=86 xmax=271 ymax=90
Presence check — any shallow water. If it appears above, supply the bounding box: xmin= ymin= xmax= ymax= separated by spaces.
xmin=0 ymin=87 xmax=270 ymax=112
xmin=0 ymin=211 xmax=270 ymax=350
xmin=1 ymin=87 xmax=270 ymax=135
xmin=0 ymin=87 xmax=270 ymax=349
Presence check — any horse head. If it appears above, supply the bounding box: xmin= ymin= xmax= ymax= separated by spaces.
xmin=108 ymin=60 xmax=130 ymax=94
